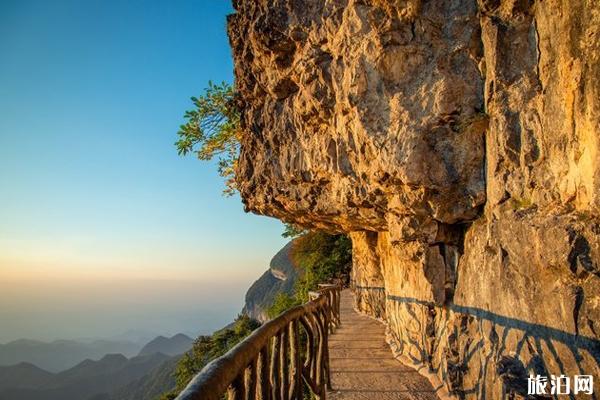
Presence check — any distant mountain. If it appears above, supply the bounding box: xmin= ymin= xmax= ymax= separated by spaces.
xmin=47 ymin=353 xmax=130 ymax=389
xmin=0 ymin=363 xmax=53 ymax=390
xmin=0 ymin=339 xmax=142 ymax=373
xmin=0 ymin=353 xmax=170 ymax=400
xmin=108 ymin=355 xmax=180 ymax=400
xmin=138 ymin=334 xmax=193 ymax=357
xmin=0 ymin=332 xmax=192 ymax=400
xmin=244 ymin=240 xmax=301 ymax=321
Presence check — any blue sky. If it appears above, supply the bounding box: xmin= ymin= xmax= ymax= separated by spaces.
xmin=0 ymin=0 xmax=287 ymax=341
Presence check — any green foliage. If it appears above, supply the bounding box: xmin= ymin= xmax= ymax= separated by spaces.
xmin=160 ymin=314 xmax=260 ymax=399
xmin=292 ymin=232 xmax=352 ymax=302
xmin=267 ymin=292 xmax=301 ymax=319
xmin=176 ymin=81 xmax=240 ymax=195
xmin=281 ymin=223 xmax=308 ymax=238
xmin=267 ymin=231 xmax=352 ymax=317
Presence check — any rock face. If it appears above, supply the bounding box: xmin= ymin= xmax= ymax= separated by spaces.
xmin=229 ymin=0 xmax=488 ymax=235
xmin=228 ymin=0 xmax=600 ymax=398
xmin=243 ymin=241 xmax=301 ymax=322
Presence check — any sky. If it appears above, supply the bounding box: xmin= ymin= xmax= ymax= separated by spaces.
xmin=0 ymin=0 xmax=288 ymax=342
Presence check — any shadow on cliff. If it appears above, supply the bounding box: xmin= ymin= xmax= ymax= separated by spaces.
xmin=386 ymin=295 xmax=600 ymax=400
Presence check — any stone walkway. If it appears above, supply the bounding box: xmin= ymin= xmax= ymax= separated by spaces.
xmin=327 ymin=290 xmax=440 ymax=400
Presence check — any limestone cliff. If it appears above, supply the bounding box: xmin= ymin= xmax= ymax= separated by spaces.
xmin=228 ymin=1 xmax=600 ymax=398
xmin=243 ymin=241 xmax=301 ymax=322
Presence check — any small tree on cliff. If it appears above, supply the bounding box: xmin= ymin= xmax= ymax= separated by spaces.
xmin=176 ymin=81 xmax=240 ymax=195
xmin=176 ymin=84 xmax=313 ymax=240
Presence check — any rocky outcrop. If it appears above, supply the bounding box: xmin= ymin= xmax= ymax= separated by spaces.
xmin=229 ymin=0 xmax=488 ymax=235
xmin=243 ymin=241 xmax=301 ymax=322
xmin=228 ymin=0 xmax=600 ymax=398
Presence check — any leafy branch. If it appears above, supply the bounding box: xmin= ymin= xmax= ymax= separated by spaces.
xmin=176 ymin=81 xmax=240 ymax=196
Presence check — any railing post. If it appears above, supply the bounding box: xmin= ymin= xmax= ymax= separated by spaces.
xmin=260 ymin=346 xmax=271 ymax=400
xmin=323 ymin=306 xmax=332 ymax=391
xmin=270 ymin=334 xmax=280 ymax=400
xmin=248 ymin=357 xmax=258 ymax=400
xmin=335 ymin=286 xmax=341 ymax=326
xmin=280 ymin=327 xmax=289 ymax=400
xmin=315 ymin=308 xmax=325 ymax=398
xmin=290 ymin=320 xmax=302 ymax=400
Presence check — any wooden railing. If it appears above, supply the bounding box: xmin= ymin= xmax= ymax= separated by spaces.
xmin=176 ymin=283 xmax=341 ymax=400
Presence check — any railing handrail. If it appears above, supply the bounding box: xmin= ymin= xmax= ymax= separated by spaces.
xmin=176 ymin=283 xmax=342 ymax=400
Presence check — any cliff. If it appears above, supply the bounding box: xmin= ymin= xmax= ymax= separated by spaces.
xmin=227 ymin=1 xmax=599 ymax=399
xmin=243 ymin=240 xmax=301 ymax=322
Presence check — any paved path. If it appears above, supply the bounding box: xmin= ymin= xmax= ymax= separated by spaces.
xmin=327 ymin=290 xmax=439 ymax=400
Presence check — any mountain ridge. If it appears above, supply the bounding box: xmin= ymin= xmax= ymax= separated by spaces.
xmin=0 ymin=352 xmax=172 ymax=400
xmin=0 ymin=339 xmax=142 ymax=373
xmin=0 ymin=332 xmax=193 ymax=400
xmin=137 ymin=333 xmax=193 ymax=357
